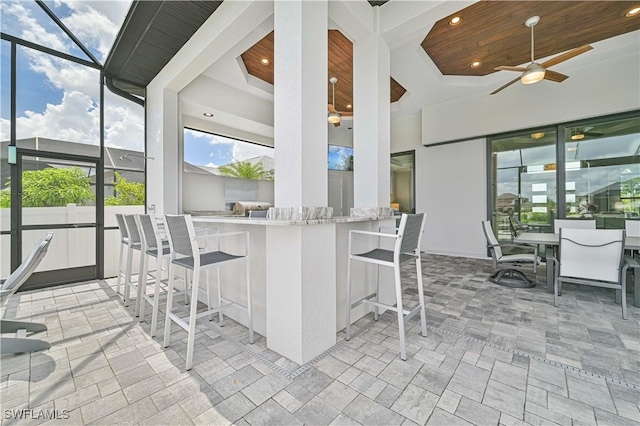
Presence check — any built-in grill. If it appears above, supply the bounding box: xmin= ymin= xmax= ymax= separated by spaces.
xmin=233 ymin=201 xmax=272 ymax=216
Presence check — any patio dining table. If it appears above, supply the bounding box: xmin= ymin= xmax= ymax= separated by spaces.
xmin=514 ymin=232 xmax=640 ymax=306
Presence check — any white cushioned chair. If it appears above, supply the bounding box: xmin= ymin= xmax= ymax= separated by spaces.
xmin=551 ymin=228 xmax=629 ymax=319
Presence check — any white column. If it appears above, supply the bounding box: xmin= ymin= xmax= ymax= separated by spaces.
xmin=353 ymin=7 xmax=391 ymax=208
xmin=273 ymin=0 xmax=328 ymax=207
xmin=146 ymin=87 xmax=180 ymax=214
xmin=267 ymin=0 xmax=336 ymax=365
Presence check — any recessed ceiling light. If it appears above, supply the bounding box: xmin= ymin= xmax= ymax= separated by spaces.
xmin=531 ymin=132 xmax=545 ymax=139
xmin=260 ymin=58 xmax=270 ymax=65
xmin=625 ymin=6 xmax=640 ymax=16
xmin=346 ymin=104 xmax=352 ymax=109
xmin=203 ymin=112 xmax=213 ymax=117
xmin=471 ymin=61 xmax=481 ymax=68
xmin=571 ymin=133 xmax=585 ymax=141
xmin=449 ymin=16 xmax=462 ymax=26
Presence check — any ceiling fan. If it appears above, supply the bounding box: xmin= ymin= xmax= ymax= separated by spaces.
xmin=569 ymin=127 xmax=603 ymax=140
xmin=491 ymin=16 xmax=593 ymax=95
xmin=327 ymin=77 xmax=352 ymax=127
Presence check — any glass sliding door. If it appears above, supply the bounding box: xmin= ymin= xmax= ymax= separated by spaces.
xmin=391 ymin=151 xmax=415 ymax=214
xmin=490 ymin=130 xmax=557 ymax=244
xmin=563 ymin=115 xmax=640 ymax=228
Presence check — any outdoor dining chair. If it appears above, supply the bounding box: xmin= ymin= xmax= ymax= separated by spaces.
xmin=345 ymin=213 xmax=427 ymax=361
xmin=553 ymin=219 xmax=595 ymax=234
xmin=163 ymin=214 xmax=254 ymax=370
xmin=482 ymin=220 xmax=540 ymax=287
xmin=1 ymin=232 xmax=53 ymax=354
xmin=551 ymin=228 xmax=629 ymax=319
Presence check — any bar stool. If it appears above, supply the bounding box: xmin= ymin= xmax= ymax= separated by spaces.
xmin=163 ymin=214 xmax=254 ymax=370
xmin=122 ymin=214 xmax=143 ymax=310
xmin=135 ymin=214 xmax=172 ymax=337
xmin=346 ymin=213 xmax=427 ymax=360
xmin=115 ymin=214 xmax=130 ymax=297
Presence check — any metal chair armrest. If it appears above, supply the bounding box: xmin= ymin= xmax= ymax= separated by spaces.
xmin=350 ymin=230 xmax=400 ymax=239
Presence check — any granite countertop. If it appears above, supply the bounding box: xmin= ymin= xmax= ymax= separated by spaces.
xmin=192 ymin=215 xmax=394 ymax=226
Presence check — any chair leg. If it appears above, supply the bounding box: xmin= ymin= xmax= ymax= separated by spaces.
xmin=123 ymin=245 xmax=133 ymax=306
xmin=136 ymin=252 xmax=148 ymax=318
xmin=116 ymin=242 xmax=125 ymax=295
xmin=394 ymin=265 xmax=407 ymax=361
xmin=415 ymin=257 xmax=427 ymax=338
xmin=621 ymin=270 xmax=628 ymax=320
xmin=374 ymin=264 xmax=380 ymax=321
xmin=345 ymin=257 xmax=352 ymax=341
xmin=185 ymin=269 xmax=200 ymax=371
xmin=217 ymin=268 xmax=223 ymax=324
xmin=163 ymin=262 xmax=176 ymax=348
xmin=150 ymin=256 xmax=163 ymax=338
xmin=554 ymin=278 xmax=559 ymax=307
xmin=246 ymin=258 xmax=254 ymax=344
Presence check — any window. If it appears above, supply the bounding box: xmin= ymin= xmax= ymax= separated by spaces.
xmin=490 ymin=130 xmax=557 ymax=240
xmin=328 ymin=145 xmax=353 ymax=171
xmin=563 ymin=115 xmax=640 ymax=228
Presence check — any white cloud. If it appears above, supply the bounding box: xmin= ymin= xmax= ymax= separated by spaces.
xmin=205 ymin=162 xmax=220 ymax=168
xmin=232 ymin=142 xmax=273 ymax=162
xmin=2 ymin=1 xmax=143 ymax=151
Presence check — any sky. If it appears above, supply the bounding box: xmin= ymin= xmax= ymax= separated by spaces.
xmin=328 ymin=144 xmax=353 ymax=171
xmin=0 ymin=0 xmax=273 ymax=168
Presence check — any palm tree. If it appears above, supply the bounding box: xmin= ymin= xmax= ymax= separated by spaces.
xmin=218 ymin=161 xmax=273 ymax=180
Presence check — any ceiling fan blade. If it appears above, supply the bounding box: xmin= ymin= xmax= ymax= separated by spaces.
xmin=339 ymin=112 xmax=353 ymax=117
xmin=328 ymin=104 xmax=337 ymax=113
xmin=495 ymin=66 xmax=528 ymax=72
xmin=541 ymin=45 xmax=593 ymax=69
xmin=543 ymin=70 xmax=569 ymax=83
xmin=491 ymin=76 xmax=521 ymax=95
xmin=583 ymin=132 xmax=604 ymax=137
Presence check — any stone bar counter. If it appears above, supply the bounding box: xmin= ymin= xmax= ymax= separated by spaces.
xmin=192 ymin=208 xmax=395 ymax=364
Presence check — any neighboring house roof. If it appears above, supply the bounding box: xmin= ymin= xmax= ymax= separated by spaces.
xmin=183 ymin=155 xmax=275 ymax=177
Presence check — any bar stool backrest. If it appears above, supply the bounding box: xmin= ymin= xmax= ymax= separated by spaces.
xmin=398 ymin=213 xmax=426 ymax=254
xmin=115 ymin=214 xmax=129 ymax=242
xmin=124 ymin=214 xmax=141 ymax=245
xmin=138 ymin=214 xmax=161 ymax=251
xmin=164 ymin=214 xmax=195 ymax=258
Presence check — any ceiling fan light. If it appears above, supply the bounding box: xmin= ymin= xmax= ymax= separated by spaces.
xmin=328 ymin=112 xmax=341 ymax=124
xmin=521 ymin=64 xmax=546 ymax=84
xmin=531 ymin=132 xmax=545 ymax=139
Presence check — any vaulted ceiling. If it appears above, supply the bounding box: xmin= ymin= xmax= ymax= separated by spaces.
xmin=240 ymin=30 xmax=407 ymax=112
xmin=422 ymin=1 xmax=640 ymax=77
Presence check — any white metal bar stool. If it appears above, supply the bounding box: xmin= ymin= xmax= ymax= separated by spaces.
xmin=122 ymin=214 xmax=143 ymax=310
xmin=135 ymin=214 xmax=173 ymax=337
xmin=163 ymin=214 xmax=254 ymax=370
xmin=346 ymin=213 xmax=428 ymax=360
xmin=115 ymin=213 xmax=129 ymax=297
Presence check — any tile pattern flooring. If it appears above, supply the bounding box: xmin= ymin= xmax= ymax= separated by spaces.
xmin=1 ymin=254 xmax=639 ymax=425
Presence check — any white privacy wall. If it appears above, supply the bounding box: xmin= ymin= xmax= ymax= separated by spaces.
xmin=392 ymin=118 xmax=488 ymax=258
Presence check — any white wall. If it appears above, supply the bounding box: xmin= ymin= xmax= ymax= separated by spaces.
xmin=417 ymin=139 xmax=487 ymax=258
xmin=182 ymin=172 xmax=274 ymax=212
xmin=421 ymin=51 xmax=640 ymax=145
xmin=391 ymin=117 xmax=487 ymax=257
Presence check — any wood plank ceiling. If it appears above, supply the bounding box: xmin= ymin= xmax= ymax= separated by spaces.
xmin=241 ymin=30 xmax=407 ymax=113
xmin=422 ymin=1 xmax=640 ymax=77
